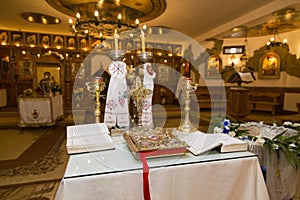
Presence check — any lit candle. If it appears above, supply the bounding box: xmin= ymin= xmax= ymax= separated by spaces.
xmin=114 ymin=29 xmax=119 ymax=51
xmin=141 ymin=30 xmax=145 ymax=52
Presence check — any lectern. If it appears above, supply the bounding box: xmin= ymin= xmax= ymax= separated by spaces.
xmin=227 ymin=72 xmax=255 ymax=118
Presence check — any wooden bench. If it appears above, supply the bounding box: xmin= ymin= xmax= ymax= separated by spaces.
xmin=248 ymin=93 xmax=283 ymax=115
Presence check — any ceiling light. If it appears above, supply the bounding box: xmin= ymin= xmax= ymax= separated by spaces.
xmin=266 ymin=28 xmax=289 ymax=49
xmin=28 ymin=16 xmax=34 ymax=22
xmin=46 ymin=0 xmax=166 ymax=40
xmin=21 ymin=12 xmax=61 ymax=25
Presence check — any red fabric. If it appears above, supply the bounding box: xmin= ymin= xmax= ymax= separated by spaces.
xmin=140 ymin=153 xmax=151 ymax=200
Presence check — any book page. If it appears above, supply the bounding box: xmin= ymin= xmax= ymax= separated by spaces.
xmin=181 ymin=131 xmax=223 ymax=155
xmin=70 ymin=132 xmax=113 ymax=147
xmin=66 ymin=123 xmax=114 ymax=154
xmin=217 ymin=134 xmax=248 ymax=152
xmin=67 ymin=123 xmax=109 ymax=138
xmin=238 ymin=72 xmax=254 ymax=82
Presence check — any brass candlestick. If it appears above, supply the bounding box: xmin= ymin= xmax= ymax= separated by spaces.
xmin=107 ymin=49 xmax=125 ymax=61
xmin=128 ymin=51 xmax=153 ymax=128
xmin=86 ymin=77 xmax=106 ymax=123
xmin=137 ymin=51 xmax=153 ymax=63
xmin=178 ymin=78 xmax=198 ymax=132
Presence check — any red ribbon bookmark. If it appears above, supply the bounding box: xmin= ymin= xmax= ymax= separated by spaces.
xmin=140 ymin=153 xmax=151 ymax=200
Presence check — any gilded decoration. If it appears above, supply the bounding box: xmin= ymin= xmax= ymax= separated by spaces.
xmin=246 ymin=44 xmax=300 ymax=78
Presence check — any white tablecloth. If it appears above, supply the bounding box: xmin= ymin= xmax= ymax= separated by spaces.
xmin=55 ymin=137 xmax=269 ymax=200
xmin=18 ymin=95 xmax=63 ymax=127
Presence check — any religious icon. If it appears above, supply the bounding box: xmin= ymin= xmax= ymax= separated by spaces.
xmin=12 ymin=32 xmax=23 ymax=46
xmin=0 ymin=31 xmax=8 ymax=45
xmin=17 ymin=59 xmax=33 ymax=80
xmin=54 ymin=36 xmax=64 ymax=48
xmin=41 ymin=35 xmax=50 ymax=47
xmin=206 ymin=56 xmax=221 ymax=79
xmin=67 ymin=37 xmax=75 ymax=49
xmin=26 ymin=34 xmax=36 ymax=46
xmin=258 ymin=52 xmax=280 ymax=79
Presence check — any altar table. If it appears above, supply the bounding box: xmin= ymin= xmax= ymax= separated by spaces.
xmin=18 ymin=95 xmax=63 ymax=127
xmin=55 ymin=136 xmax=269 ymax=200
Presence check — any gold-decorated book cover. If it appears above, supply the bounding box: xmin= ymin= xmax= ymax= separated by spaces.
xmin=123 ymin=128 xmax=188 ymax=159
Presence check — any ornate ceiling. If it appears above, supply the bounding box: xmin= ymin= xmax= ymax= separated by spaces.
xmin=221 ymin=4 xmax=300 ymax=38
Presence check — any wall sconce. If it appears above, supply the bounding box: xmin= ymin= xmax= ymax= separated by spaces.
xmin=230 ymin=54 xmax=239 ymax=66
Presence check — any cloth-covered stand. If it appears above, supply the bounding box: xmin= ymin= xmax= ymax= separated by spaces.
xmin=104 ymin=61 xmax=130 ymax=128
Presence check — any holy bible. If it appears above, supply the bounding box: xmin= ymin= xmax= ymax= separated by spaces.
xmin=180 ymin=131 xmax=248 ymax=155
xmin=66 ymin=123 xmax=114 ymax=154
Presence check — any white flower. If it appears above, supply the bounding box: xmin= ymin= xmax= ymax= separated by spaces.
xmin=213 ymin=127 xmax=223 ymax=133
xmin=224 ymin=126 xmax=230 ymax=131
xmin=283 ymin=121 xmax=293 ymax=126
xmin=289 ymin=143 xmax=297 ymax=148
xmin=255 ymin=136 xmax=265 ymax=146
xmin=228 ymin=131 xmax=236 ymax=137
xmin=293 ymin=123 xmax=300 ymax=127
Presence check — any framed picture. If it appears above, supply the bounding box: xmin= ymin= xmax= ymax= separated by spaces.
xmin=25 ymin=33 xmax=37 ymax=47
xmin=1 ymin=55 xmax=10 ymax=75
xmin=40 ymin=34 xmax=51 ymax=48
xmin=67 ymin=36 xmax=76 ymax=49
xmin=16 ymin=59 xmax=33 ymax=80
xmin=223 ymin=45 xmax=245 ymax=54
xmin=11 ymin=32 xmax=24 ymax=46
xmin=71 ymin=61 xmax=84 ymax=80
xmin=156 ymin=64 xmax=170 ymax=83
xmin=36 ymin=65 xmax=61 ymax=89
xmin=135 ymin=41 xmax=141 ymax=51
xmin=156 ymin=43 xmax=164 ymax=51
xmin=146 ymin=42 xmax=154 ymax=52
xmin=53 ymin=35 xmax=64 ymax=49
xmin=205 ymin=56 xmax=222 ymax=79
xmin=124 ymin=40 xmax=134 ymax=52
xmin=174 ymin=44 xmax=182 ymax=56
xmin=0 ymin=31 xmax=8 ymax=45
xmin=165 ymin=44 xmax=173 ymax=52
xmin=79 ymin=38 xmax=88 ymax=49
xmin=258 ymin=52 xmax=280 ymax=79
xmin=34 ymin=54 xmax=63 ymax=92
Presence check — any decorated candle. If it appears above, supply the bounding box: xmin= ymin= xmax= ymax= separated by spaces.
xmin=114 ymin=30 xmax=119 ymax=51
xmin=141 ymin=30 xmax=145 ymax=52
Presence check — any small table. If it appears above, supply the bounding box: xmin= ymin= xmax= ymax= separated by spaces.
xmin=55 ymin=136 xmax=269 ymax=200
xmin=18 ymin=95 xmax=63 ymax=127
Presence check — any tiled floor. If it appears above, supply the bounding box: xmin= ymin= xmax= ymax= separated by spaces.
xmin=0 ymin=181 xmax=60 ymax=200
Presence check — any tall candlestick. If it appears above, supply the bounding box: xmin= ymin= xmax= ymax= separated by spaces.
xmin=114 ymin=30 xmax=119 ymax=51
xmin=141 ymin=30 xmax=145 ymax=52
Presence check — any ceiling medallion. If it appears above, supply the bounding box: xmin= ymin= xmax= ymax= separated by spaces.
xmin=21 ymin=12 xmax=61 ymax=25
xmin=46 ymin=0 xmax=166 ymax=39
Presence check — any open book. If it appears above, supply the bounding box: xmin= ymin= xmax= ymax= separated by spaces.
xmin=66 ymin=123 xmax=114 ymax=154
xmin=180 ymin=131 xmax=248 ymax=155
xmin=228 ymin=72 xmax=255 ymax=83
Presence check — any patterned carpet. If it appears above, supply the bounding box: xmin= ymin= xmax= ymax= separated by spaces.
xmin=0 ymin=122 xmax=69 ymax=200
